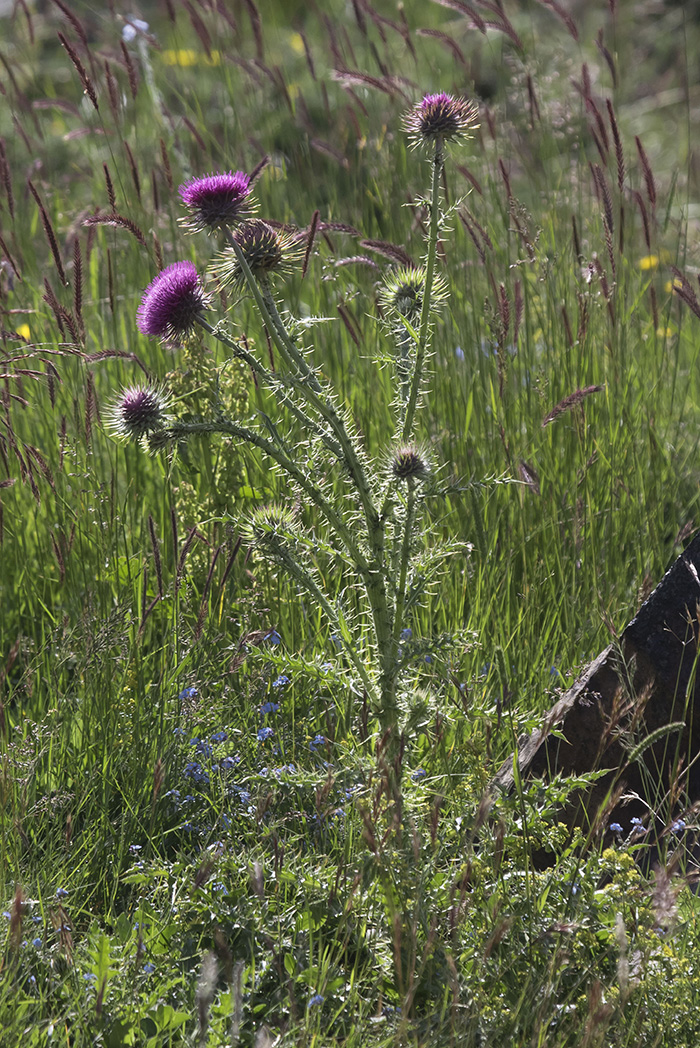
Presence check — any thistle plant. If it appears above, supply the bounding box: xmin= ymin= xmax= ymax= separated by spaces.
xmin=110 ymin=95 xmax=479 ymax=732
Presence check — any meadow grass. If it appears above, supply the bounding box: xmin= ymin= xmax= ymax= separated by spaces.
xmin=2 ymin=0 xmax=700 ymax=1045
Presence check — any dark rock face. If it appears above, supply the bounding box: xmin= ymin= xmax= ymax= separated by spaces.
xmin=494 ymin=533 xmax=700 ymax=834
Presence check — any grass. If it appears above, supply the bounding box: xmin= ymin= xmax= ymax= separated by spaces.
xmin=2 ymin=0 xmax=700 ymax=1044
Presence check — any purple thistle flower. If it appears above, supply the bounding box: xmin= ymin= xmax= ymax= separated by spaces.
xmin=107 ymin=384 xmax=171 ymax=441
xmin=404 ymin=93 xmax=479 ymax=147
xmin=179 ymin=171 xmax=253 ymax=232
xmin=136 ymin=261 xmax=208 ymax=340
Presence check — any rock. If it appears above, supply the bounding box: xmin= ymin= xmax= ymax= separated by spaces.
xmin=494 ymin=532 xmax=700 ymax=834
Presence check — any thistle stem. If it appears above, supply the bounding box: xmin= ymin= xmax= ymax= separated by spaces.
xmin=224 ymin=237 xmax=397 ymax=718
xmin=168 ymin=418 xmax=370 ymax=576
xmin=401 ymin=138 xmax=443 ymax=443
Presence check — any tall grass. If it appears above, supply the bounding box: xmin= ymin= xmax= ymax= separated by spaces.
xmin=2 ymin=1 xmax=700 ymax=1045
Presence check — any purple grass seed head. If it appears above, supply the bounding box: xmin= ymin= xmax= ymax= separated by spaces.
xmin=404 ymin=93 xmax=479 ymax=148
xmin=136 ymin=261 xmax=208 ymax=341
xmin=178 ymin=170 xmax=254 ymax=233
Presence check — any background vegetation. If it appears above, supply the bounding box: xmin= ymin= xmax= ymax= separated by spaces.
xmin=2 ymin=0 xmax=700 ymax=1044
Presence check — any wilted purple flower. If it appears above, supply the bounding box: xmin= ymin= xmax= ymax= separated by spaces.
xmin=404 ymin=93 xmax=479 ymax=147
xmin=107 ymin=384 xmax=171 ymax=441
xmin=214 ymin=219 xmax=303 ymax=289
xmin=179 ymin=171 xmax=253 ymax=232
xmin=137 ymin=261 xmax=208 ymax=340
xmin=392 ymin=444 xmax=430 ymax=482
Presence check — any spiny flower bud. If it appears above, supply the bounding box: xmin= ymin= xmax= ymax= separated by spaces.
xmin=107 ymin=385 xmax=171 ymax=441
xmin=137 ymin=261 xmax=208 ymax=341
xmin=246 ymin=503 xmax=298 ymax=547
xmin=214 ymin=220 xmax=303 ymax=290
xmin=391 ymin=444 xmax=430 ymax=482
xmin=178 ymin=171 xmax=254 ymax=233
xmin=404 ymin=93 xmax=479 ymax=148
xmin=380 ymin=266 xmax=448 ymax=322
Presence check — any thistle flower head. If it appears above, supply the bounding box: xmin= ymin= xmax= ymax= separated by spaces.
xmin=178 ymin=171 xmax=254 ymax=232
xmin=379 ymin=265 xmax=448 ymax=322
xmin=391 ymin=443 xmax=430 ymax=482
xmin=246 ymin=503 xmax=298 ymax=547
xmin=136 ymin=261 xmax=208 ymax=341
xmin=404 ymin=93 xmax=479 ymax=148
xmin=107 ymin=384 xmax=171 ymax=441
xmin=214 ymin=220 xmax=303 ymax=290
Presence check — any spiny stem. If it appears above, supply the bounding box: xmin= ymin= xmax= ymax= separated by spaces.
xmin=196 ymin=316 xmax=343 ymax=461
xmin=169 ymin=418 xmax=370 ymax=575
xmin=402 ymin=138 xmax=443 ymax=442
xmin=392 ymin=482 xmax=417 ymax=652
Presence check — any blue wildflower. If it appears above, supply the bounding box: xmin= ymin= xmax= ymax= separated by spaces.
xmin=143 ymin=962 xmax=155 ymax=974
xmin=220 ymin=756 xmax=239 ymax=771
xmin=411 ymin=768 xmax=427 ymax=782
xmin=84 ymin=973 xmax=96 ymax=982
xmin=212 ymin=882 xmax=229 ymax=894
xmin=273 ymin=674 xmax=290 ymax=688
xmin=195 ymin=741 xmax=213 ymax=758
xmin=400 ymin=628 xmax=412 ymax=640
xmin=260 ymin=701 xmax=280 ymax=715
xmin=183 ymin=762 xmax=210 ymax=785
xmin=609 ymin=823 xmax=623 ymax=834
xmin=309 ymin=734 xmax=326 ymax=750
xmin=455 ymin=346 xmax=465 ymax=361
xmin=179 ymin=686 xmax=198 ymax=700
xmin=129 ymin=844 xmax=142 ymax=855
xmin=210 ymin=731 xmax=228 ymax=743
xmin=173 ymin=727 xmax=186 ymax=736
xmin=55 ymin=888 xmax=68 ymax=899
xmin=266 ymin=630 xmax=282 ymax=645
xmin=308 ymin=994 xmax=324 ymax=1008
xmin=257 ymin=726 xmax=274 ymax=742
xmin=671 ymin=819 xmax=686 ymax=834
xmin=32 ymin=937 xmax=42 ymax=948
